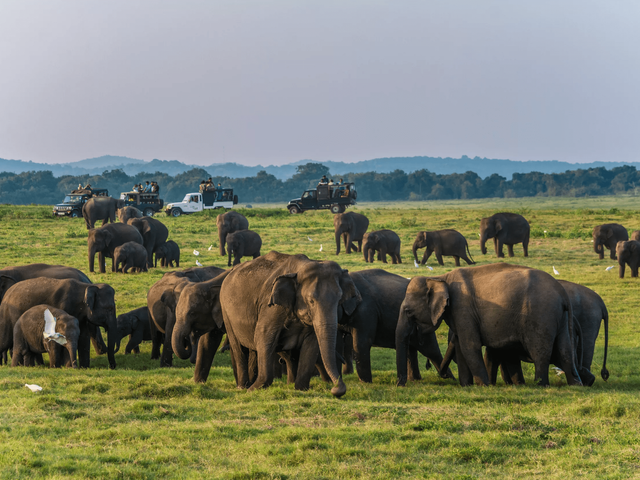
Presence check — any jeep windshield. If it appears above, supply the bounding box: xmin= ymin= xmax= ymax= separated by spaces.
xmin=63 ymin=195 xmax=84 ymax=204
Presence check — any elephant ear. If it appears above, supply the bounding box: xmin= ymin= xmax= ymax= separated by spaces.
xmin=0 ymin=275 xmax=18 ymax=302
xmin=130 ymin=314 xmax=139 ymax=332
xmin=426 ymin=280 xmax=449 ymax=327
xmin=84 ymin=285 xmax=99 ymax=312
xmin=142 ymin=221 xmax=152 ymax=235
xmin=339 ymin=270 xmax=361 ymax=316
xmin=606 ymin=228 xmax=614 ymax=239
xmin=102 ymin=229 xmax=114 ymax=246
xmin=268 ymin=273 xmax=298 ymax=310
xmin=494 ymin=217 xmax=504 ymax=233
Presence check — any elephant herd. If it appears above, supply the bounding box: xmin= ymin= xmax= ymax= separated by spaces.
xmin=592 ymin=223 xmax=640 ymax=278
xmin=0 ymin=207 xmax=617 ymax=399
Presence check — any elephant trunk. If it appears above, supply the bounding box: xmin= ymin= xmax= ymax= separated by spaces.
xmin=67 ymin=340 xmax=78 ymax=368
xmin=171 ymin=319 xmax=193 ymax=360
xmin=313 ymin=318 xmax=346 ymax=398
xmin=334 ymin=230 xmax=342 ymax=255
xmin=480 ymin=231 xmax=489 ymax=255
xmin=395 ymin=309 xmax=413 ymax=386
xmin=88 ymin=247 xmax=96 ymax=273
xmin=594 ymin=239 xmax=604 ymax=258
xmin=227 ymin=244 xmax=233 ymax=267
xmin=412 ymin=241 xmax=421 ymax=264
xmin=218 ymin=230 xmax=226 ymax=256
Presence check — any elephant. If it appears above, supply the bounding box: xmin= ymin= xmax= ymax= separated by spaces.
xmin=593 ymin=223 xmax=628 ymax=260
xmin=216 ymin=211 xmax=249 ymax=256
xmin=155 ymin=240 xmax=180 ymax=268
xmin=127 ymin=217 xmax=169 ymax=267
xmin=220 ymin=251 xmax=361 ymax=397
xmin=396 ymin=263 xmax=582 ymax=387
xmin=172 ymin=271 xmax=232 ymax=382
xmin=147 ymin=266 xmax=225 ymax=366
xmin=339 ymin=269 xmax=454 ymax=383
xmin=226 ymin=230 xmax=262 ymax=267
xmin=412 ymin=229 xmax=475 ymax=267
xmin=479 ymin=212 xmax=530 ymax=258
xmin=363 ymin=230 xmax=402 ymax=264
xmin=334 ymin=212 xmax=369 ymax=255
xmin=12 ymin=305 xmax=80 ymax=368
xmin=632 ymin=231 xmax=640 ymax=242
xmin=83 ymin=196 xmax=125 ymax=229
xmin=115 ymin=307 xmax=152 ymax=354
xmin=0 ymin=278 xmax=117 ymax=369
xmin=114 ymin=242 xmax=149 ymax=273
xmin=117 ymin=206 xmax=142 ymax=224
xmin=616 ymin=240 xmax=640 ymax=278
xmin=88 ymin=223 xmax=144 ymax=273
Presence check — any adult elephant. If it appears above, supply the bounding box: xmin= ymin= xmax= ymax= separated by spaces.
xmin=616 ymin=240 xmax=640 ymax=278
xmin=0 ymin=278 xmax=118 ymax=369
xmin=412 ymin=229 xmax=475 ymax=267
xmin=88 ymin=223 xmax=144 ymax=273
xmin=117 ymin=206 xmax=142 ymax=224
xmin=127 ymin=217 xmax=169 ymax=267
xmin=216 ymin=211 xmax=249 ymax=256
xmin=334 ymin=212 xmax=369 ymax=255
xmin=147 ymin=266 xmax=225 ymax=365
xmin=83 ymin=196 xmax=125 ymax=229
xmin=479 ymin=212 xmax=530 ymax=258
xmin=363 ymin=230 xmax=402 ymax=264
xmin=396 ymin=263 xmax=582 ymax=387
xmin=115 ymin=307 xmax=152 ymax=354
xmin=339 ymin=269 xmax=454 ymax=383
xmin=593 ymin=223 xmax=628 ymax=260
xmin=220 ymin=251 xmax=361 ymax=397
xmin=172 ymin=271 xmax=232 ymax=383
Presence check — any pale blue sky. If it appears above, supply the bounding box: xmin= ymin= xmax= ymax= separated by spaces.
xmin=1 ymin=1 xmax=638 ymax=166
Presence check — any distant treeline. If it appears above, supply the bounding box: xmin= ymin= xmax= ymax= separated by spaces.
xmin=0 ymin=163 xmax=638 ymax=205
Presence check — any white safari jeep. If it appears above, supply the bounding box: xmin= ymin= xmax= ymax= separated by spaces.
xmin=165 ymin=189 xmax=238 ymax=217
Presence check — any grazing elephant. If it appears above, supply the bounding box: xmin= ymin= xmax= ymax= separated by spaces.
xmin=147 ymin=266 xmax=225 ymax=366
xmin=339 ymin=269 xmax=454 ymax=383
xmin=226 ymin=230 xmax=262 ymax=266
xmin=88 ymin=223 xmax=144 ymax=273
xmin=12 ymin=305 xmax=80 ymax=368
xmin=593 ymin=223 xmax=628 ymax=260
xmin=616 ymin=240 xmax=640 ymax=278
xmin=216 ymin=211 xmax=249 ymax=256
xmin=114 ymin=242 xmax=149 ymax=273
xmin=631 ymin=230 xmax=640 ymax=242
xmin=172 ymin=271 xmax=232 ymax=382
xmin=479 ymin=212 xmax=530 ymax=258
xmin=334 ymin=212 xmax=369 ymax=255
xmin=127 ymin=217 xmax=169 ymax=267
xmin=412 ymin=229 xmax=475 ymax=267
xmin=0 ymin=263 xmax=106 ymax=360
xmin=155 ymin=240 xmax=180 ymax=268
xmin=221 ymin=251 xmax=361 ymax=397
xmin=396 ymin=263 xmax=582 ymax=387
xmin=116 ymin=307 xmax=152 ymax=354
xmin=363 ymin=230 xmax=402 ymax=264
xmin=83 ymin=196 xmax=125 ymax=229
xmin=0 ymin=278 xmax=117 ymax=369
xmin=117 ymin=206 xmax=142 ymax=224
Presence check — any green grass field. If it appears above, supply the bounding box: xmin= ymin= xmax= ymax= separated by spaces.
xmin=1 ymin=197 xmax=639 ymax=479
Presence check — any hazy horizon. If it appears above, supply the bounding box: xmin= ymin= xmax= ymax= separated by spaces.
xmin=1 ymin=1 xmax=639 ymax=167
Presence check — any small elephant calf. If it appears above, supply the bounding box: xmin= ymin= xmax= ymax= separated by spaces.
xmin=116 ymin=306 xmax=152 ymax=354
xmin=12 ymin=305 xmax=80 ymax=368
xmin=114 ymin=241 xmax=149 ymax=273
xmin=363 ymin=229 xmax=402 ymax=264
xmin=155 ymin=240 xmax=180 ymax=268
xmin=226 ymin=230 xmax=262 ymax=267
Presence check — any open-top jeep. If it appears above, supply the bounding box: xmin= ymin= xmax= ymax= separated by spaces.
xmin=287 ymin=182 xmax=357 ymax=214
xmin=120 ymin=191 xmax=164 ymax=216
xmin=53 ymin=189 xmax=109 ymax=218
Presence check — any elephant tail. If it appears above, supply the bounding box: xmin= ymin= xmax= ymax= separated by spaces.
xmin=601 ymin=304 xmax=610 ymax=381
xmin=465 ymin=240 xmax=475 ymax=264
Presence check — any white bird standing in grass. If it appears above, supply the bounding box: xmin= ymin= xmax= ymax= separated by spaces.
xmin=193 ymin=249 xmax=200 ymax=256
xmin=552 ymin=366 xmax=565 ymax=376
xmin=553 ymin=266 xmax=559 ymax=275
xmin=319 ymin=244 xmax=323 ymax=252
xmin=414 ymin=259 xmax=420 ymax=268
xmin=196 ymin=259 xmax=203 ymax=267
xmin=43 ymin=309 xmax=67 ymax=345
xmin=25 ymin=384 xmax=43 ymax=392
xmin=426 ymin=266 xmax=434 ymax=271
xmin=208 ymin=245 xmax=213 ymax=251
xmin=307 ymin=236 xmax=313 ymax=242
xmin=605 ymin=266 xmax=614 ymax=271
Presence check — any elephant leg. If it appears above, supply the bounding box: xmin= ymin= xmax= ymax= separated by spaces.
xmin=160 ymin=315 xmax=175 ymax=367
xmin=344 ymin=233 xmax=352 ymax=254
xmin=495 ymin=238 xmax=505 ymax=258
xmin=33 ymin=353 xmax=44 ymax=365
xmin=418 ymin=333 xmax=454 ymax=379
xmin=507 ymin=244 xmax=515 ymax=257
xmin=421 ymin=248 xmax=432 ymax=265
xmin=453 ymin=256 xmax=461 ymax=267
xmin=247 ymin=350 xmax=258 ymax=385
xmin=341 ymin=332 xmax=354 ymax=375
xmin=352 ymin=331 xmax=373 ymax=383
xmin=435 ymin=252 xmax=445 ymax=266
xmin=483 ymin=348 xmax=501 ymax=385
xmin=78 ymin=324 xmax=92 ymax=368
xmin=456 ymin=334 xmax=489 ymax=386
xmin=278 ymin=351 xmax=297 ymax=384
xmin=396 ymin=251 xmax=402 ymax=264
xmin=356 ymin=240 xmax=363 ymax=252
xmin=296 ymin=334 xmax=321 ymax=391
xmin=523 ymin=238 xmax=529 ymax=257
xmin=88 ymin=323 xmax=107 ymax=355
xmin=150 ymin=331 xmax=163 ymax=360
xmin=194 ymin=330 xmax=224 ymax=383
xmin=226 ymin=325 xmax=250 ymax=389
xmin=551 ymin=328 xmax=583 ymax=386
xmin=98 ymin=252 xmax=106 ymax=274
xmin=452 ymin=337 xmax=474 ymax=386
xmin=48 ymin=345 xmax=61 ymax=368
xmin=380 ymin=248 xmax=388 ymax=264
xmin=249 ymin=330 xmax=280 ymax=391
xmin=407 ymin=348 xmax=422 ymax=382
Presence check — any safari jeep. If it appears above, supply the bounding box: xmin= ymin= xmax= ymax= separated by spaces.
xmin=165 ymin=189 xmax=238 ymax=217
xmin=287 ymin=182 xmax=357 ymax=214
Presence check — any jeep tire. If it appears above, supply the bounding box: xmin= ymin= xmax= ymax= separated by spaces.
xmin=171 ymin=208 xmax=182 ymax=217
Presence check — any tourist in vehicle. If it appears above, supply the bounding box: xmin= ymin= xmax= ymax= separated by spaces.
xmin=320 ymin=175 xmax=328 ymax=184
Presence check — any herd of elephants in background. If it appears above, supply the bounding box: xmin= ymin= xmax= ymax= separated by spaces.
xmin=3 ymin=193 xmax=640 ymax=398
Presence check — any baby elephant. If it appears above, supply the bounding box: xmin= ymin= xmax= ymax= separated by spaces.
xmin=226 ymin=230 xmax=262 ymax=266
xmin=116 ymin=307 xmax=152 ymax=354
xmin=12 ymin=305 xmax=80 ymax=368
xmin=412 ymin=229 xmax=475 ymax=267
xmin=363 ymin=229 xmax=402 ymax=264
xmin=114 ymin=241 xmax=149 ymax=273
xmin=155 ymin=240 xmax=180 ymax=268
xmin=617 ymin=240 xmax=640 ymax=278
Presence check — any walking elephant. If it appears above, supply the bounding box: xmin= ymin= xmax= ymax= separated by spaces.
xmin=334 ymin=212 xmax=369 ymax=255
xmin=83 ymin=196 xmax=125 ymax=229
xmin=616 ymin=240 xmax=640 ymax=278
xmin=363 ymin=230 xmax=402 ymax=264
xmin=226 ymin=230 xmax=262 ymax=266
xmin=479 ymin=212 xmax=530 ymax=258
xmin=117 ymin=206 xmax=142 ymax=224
xmin=339 ymin=269 xmax=454 ymax=383
xmin=593 ymin=223 xmax=628 ymax=260
xmin=116 ymin=307 xmax=152 ymax=354
xmin=413 ymin=229 xmax=475 ymax=267
xmin=127 ymin=217 xmax=169 ymax=267
xmin=88 ymin=223 xmax=144 ymax=273
xmin=216 ymin=211 xmax=249 ymax=256
xmin=396 ymin=263 xmax=583 ymax=387
xmin=0 ymin=278 xmax=118 ymax=369
xmin=12 ymin=305 xmax=80 ymax=368
xmin=220 ymin=251 xmax=361 ymax=397
xmin=155 ymin=240 xmax=180 ymax=268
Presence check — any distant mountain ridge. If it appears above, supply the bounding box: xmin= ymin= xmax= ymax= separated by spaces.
xmin=1 ymin=154 xmax=639 ymax=180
